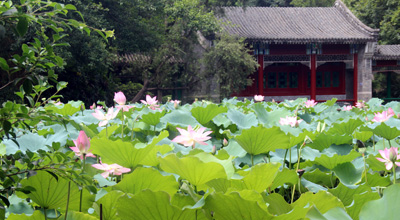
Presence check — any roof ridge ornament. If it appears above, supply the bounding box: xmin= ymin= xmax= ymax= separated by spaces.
xmin=334 ymin=0 xmax=379 ymax=38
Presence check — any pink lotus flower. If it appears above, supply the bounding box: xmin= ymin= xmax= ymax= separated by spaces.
xmin=92 ymin=107 xmax=120 ymax=126
xmin=305 ymin=100 xmax=317 ymax=108
xmin=372 ymin=109 xmax=394 ymax=122
xmin=172 ymin=125 xmax=212 ymax=148
xmin=92 ymin=161 xmax=131 ymax=178
xmin=254 ymin=95 xmax=264 ymax=102
xmin=90 ymin=103 xmax=103 ymax=110
xmin=377 ymin=147 xmax=400 ymax=170
xmin=70 ymin=131 xmax=95 ymax=159
xmin=343 ymin=105 xmax=353 ymax=111
xmin=170 ymin=100 xmax=181 ymax=108
xmin=141 ymin=95 xmax=160 ymax=110
xmin=355 ymin=101 xmax=366 ymax=109
xmin=223 ymin=138 xmax=228 ymax=146
xmin=114 ymin=91 xmax=134 ymax=112
xmin=279 ymin=116 xmax=303 ymax=127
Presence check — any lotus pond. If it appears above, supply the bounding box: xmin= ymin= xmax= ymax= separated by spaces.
xmin=1 ymin=95 xmax=400 ymax=219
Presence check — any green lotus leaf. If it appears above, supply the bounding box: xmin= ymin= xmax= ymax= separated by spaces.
xmin=8 ymin=210 xmax=45 ymax=220
xmin=93 ymin=191 xmax=124 ymax=220
xmin=191 ymin=104 xmax=227 ymax=125
xmin=235 ymin=126 xmax=290 ymax=155
xmin=212 ymin=113 xmax=232 ymax=128
xmin=160 ymin=110 xmax=199 ymax=127
xmin=313 ymin=150 xmax=361 ymax=170
xmin=353 ymin=131 xmax=373 ymax=142
xmin=364 ymin=122 xmax=400 ymax=140
xmin=20 ymin=171 xmax=94 ymax=211
xmin=333 ymin=162 xmax=363 ymax=186
xmin=264 ymin=193 xmax=292 ymax=215
xmin=159 ymin=154 xmax=227 ymax=186
xmin=171 ymin=194 xmax=196 ymax=209
xmin=63 ymin=211 xmax=99 ymax=220
xmin=366 ymin=154 xmax=386 ymax=171
xmin=302 ymin=169 xmax=337 ymax=188
xmin=300 ymin=178 xmax=328 ymax=193
xmin=270 ymin=168 xmax=298 ymax=190
xmin=141 ymin=110 xmax=166 ymax=126
xmin=236 ymin=163 xmax=280 ymax=193
xmin=206 ymin=178 xmax=231 ymax=193
xmin=292 ymin=191 xmax=344 ymax=214
xmin=192 ymin=152 xmax=235 ymax=179
xmin=364 ymin=173 xmax=391 ymax=187
xmin=204 ymin=191 xmax=273 ymax=220
xmin=308 ymin=133 xmax=353 ymax=151
xmin=253 ymin=103 xmax=290 ymax=126
xmin=224 ymin=140 xmax=247 ymax=157
xmin=328 ymin=183 xmax=372 ymax=206
xmin=305 ymin=206 xmax=352 ymax=220
xmin=46 ymin=103 xmax=80 ymax=116
xmin=327 ymin=119 xmax=364 ymax=135
xmin=347 ymin=191 xmax=380 ymax=220
xmin=226 ymin=109 xmax=258 ymax=130
xmin=117 ymin=190 xmax=197 ymax=220
xmin=139 ymin=144 xmax=173 ymax=166
xmin=359 ymin=184 xmax=400 ymax=220
xmin=91 ymin=131 xmax=168 ymax=168
xmin=4 ymin=132 xmax=48 ymax=155
xmin=114 ymin=167 xmax=178 ymax=195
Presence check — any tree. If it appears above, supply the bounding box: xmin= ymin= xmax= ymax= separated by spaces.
xmin=203 ymin=34 xmax=258 ymax=98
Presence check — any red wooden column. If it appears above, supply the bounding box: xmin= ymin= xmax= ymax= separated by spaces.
xmin=310 ymin=54 xmax=316 ymax=101
xmin=258 ymin=54 xmax=264 ymax=95
xmin=353 ymin=53 xmax=358 ymax=103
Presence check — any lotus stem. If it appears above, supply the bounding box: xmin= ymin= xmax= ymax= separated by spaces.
xmin=289 ymin=148 xmax=292 ymax=169
xmin=291 ymin=184 xmax=296 ymax=204
xmin=283 ymin=149 xmax=288 ymax=169
xmin=251 ymin=154 xmax=254 ymax=167
xmin=44 ymin=208 xmax=48 ymax=220
xmin=121 ymin=115 xmax=124 ymax=138
xmin=393 ymin=165 xmax=396 ymax=185
xmin=64 ymin=181 xmax=71 ymax=220
xmin=363 ymin=153 xmax=368 ymax=184
xmin=388 ymin=139 xmax=392 ymax=148
xmin=79 ymin=156 xmax=86 ymax=212
xmin=373 ymin=135 xmax=376 ymax=151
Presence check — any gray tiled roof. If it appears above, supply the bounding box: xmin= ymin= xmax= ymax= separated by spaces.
xmin=220 ymin=1 xmax=378 ymax=43
xmin=374 ymin=45 xmax=400 ymax=60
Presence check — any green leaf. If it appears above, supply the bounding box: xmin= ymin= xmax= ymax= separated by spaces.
xmin=191 ymin=104 xmax=227 ymax=125
xmin=160 ymin=110 xmax=199 ymax=127
xmin=347 ymin=191 xmax=380 ymax=220
xmin=366 ymin=154 xmax=386 ymax=171
xmin=332 ymin=162 xmax=363 ymax=186
xmin=302 ymin=169 xmax=336 ymax=188
xmin=159 ymin=154 xmax=227 ymax=186
xmin=226 ymin=109 xmax=258 ymax=129
xmin=4 ymin=132 xmax=48 ymax=154
xmin=205 ymin=192 xmax=273 ymax=220
xmin=234 ymin=163 xmax=280 ymax=192
xmin=359 ymin=184 xmax=400 ymax=220
xmin=327 ymin=119 xmax=364 ymax=135
xmin=91 ymin=131 xmax=168 ymax=169
xmin=63 ymin=211 xmax=99 ymax=220
xmin=253 ymin=104 xmax=290 ymax=126
xmin=94 ymin=191 xmax=124 ymax=220
xmin=353 ymin=131 xmax=373 ymax=142
xmin=313 ymin=150 xmax=361 ymax=170
xmin=364 ymin=173 xmax=391 ymax=187
xmin=141 ymin=111 xmax=166 ymax=126
xmin=371 ymin=122 xmax=400 ymax=140
xmin=8 ymin=211 xmax=44 ymax=220
xmin=0 ymin=57 xmax=9 ymax=71
xmin=235 ymin=126 xmax=290 ymax=155
xmin=20 ymin=171 xmax=94 ymax=211
xmin=117 ymin=190 xmax=196 ymax=220
xmin=293 ymin=191 xmax=344 ymax=214
xmin=46 ymin=103 xmax=80 ymax=116
xmin=308 ymin=134 xmax=353 ymax=151
xmin=192 ymin=152 xmax=235 ymax=179
xmin=306 ymin=206 xmax=353 ymax=220
xmin=16 ymin=18 xmax=28 ymax=37
xmin=328 ymin=183 xmax=371 ymax=206
xmin=114 ymin=167 xmax=179 ymax=195
xmin=264 ymin=193 xmax=292 ymax=215
xmin=270 ymin=168 xmax=299 ymax=190
xmin=139 ymin=144 xmax=173 ymax=166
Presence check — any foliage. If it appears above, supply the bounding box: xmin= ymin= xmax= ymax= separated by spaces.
xmin=1 ymin=93 xmax=400 ymax=218
xmin=344 ymin=0 xmax=400 ymax=44
xmin=203 ymin=33 xmax=258 ymax=98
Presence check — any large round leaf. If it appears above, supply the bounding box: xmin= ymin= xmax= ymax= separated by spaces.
xmin=226 ymin=109 xmax=258 ymax=130
xmin=117 ymin=190 xmax=197 ymax=220
xmin=191 ymin=104 xmax=227 ymax=125
xmin=159 ymin=154 xmax=227 ymax=186
xmin=235 ymin=126 xmax=290 ymax=155
xmin=359 ymin=184 xmax=400 ymax=220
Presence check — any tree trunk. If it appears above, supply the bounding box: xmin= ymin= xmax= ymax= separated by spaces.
xmin=131 ymin=79 xmax=150 ymax=103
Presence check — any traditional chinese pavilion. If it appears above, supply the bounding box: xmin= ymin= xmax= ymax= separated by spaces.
xmin=221 ymin=0 xmax=400 ymax=103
